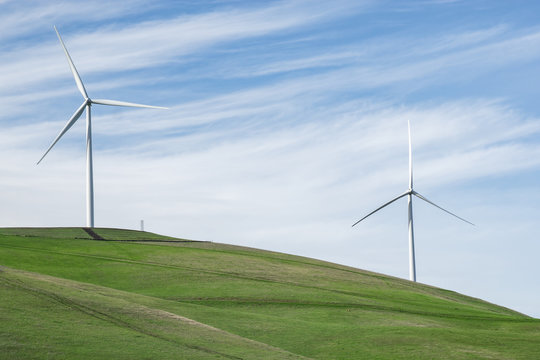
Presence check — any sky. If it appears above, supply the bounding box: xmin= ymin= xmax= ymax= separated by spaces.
xmin=1 ymin=0 xmax=540 ymax=317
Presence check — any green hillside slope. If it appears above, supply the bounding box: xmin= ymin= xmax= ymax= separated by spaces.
xmin=0 ymin=227 xmax=538 ymax=359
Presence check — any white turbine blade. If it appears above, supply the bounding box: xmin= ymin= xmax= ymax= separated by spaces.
xmin=412 ymin=191 xmax=475 ymax=226
xmin=37 ymin=101 xmax=87 ymax=165
xmin=408 ymin=119 xmax=413 ymax=190
xmin=352 ymin=191 xmax=410 ymax=227
xmin=54 ymin=26 xmax=88 ymax=99
xmin=91 ymin=99 xmax=168 ymax=109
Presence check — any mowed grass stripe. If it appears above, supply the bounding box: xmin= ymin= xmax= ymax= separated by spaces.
xmin=0 ymin=230 xmax=520 ymax=319
xmin=0 ymin=267 xmax=308 ymax=360
xmin=0 ymin=236 xmax=523 ymax=319
xmin=0 ymin=241 xmax=412 ymax=314
xmin=1 ymin=276 xmax=244 ymax=360
xmin=0 ymin=240 xmax=516 ymax=320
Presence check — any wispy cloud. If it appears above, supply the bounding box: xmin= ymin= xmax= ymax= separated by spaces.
xmin=0 ymin=0 xmax=366 ymax=93
xmin=0 ymin=0 xmax=148 ymax=42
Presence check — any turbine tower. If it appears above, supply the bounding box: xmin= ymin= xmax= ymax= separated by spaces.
xmin=38 ymin=26 xmax=167 ymax=228
xmin=352 ymin=120 xmax=474 ymax=282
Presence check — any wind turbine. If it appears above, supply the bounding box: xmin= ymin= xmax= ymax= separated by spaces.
xmin=38 ymin=26 xmax=167 ymax=228
xmin=352 ymin=120 xmax=474 ymax=282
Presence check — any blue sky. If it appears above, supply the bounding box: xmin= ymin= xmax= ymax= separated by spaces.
xmin=2 ymin=0 xmax=540 ymax=317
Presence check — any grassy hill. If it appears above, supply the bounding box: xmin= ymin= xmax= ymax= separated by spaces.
xmin=0 ymin=227 xmax=538 ymax=359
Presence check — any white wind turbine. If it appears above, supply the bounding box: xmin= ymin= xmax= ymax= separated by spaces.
xmin=352 ymin=120 xmax=474 ymax=282
xmin=38 ymin=26 xmax=167 ymax=228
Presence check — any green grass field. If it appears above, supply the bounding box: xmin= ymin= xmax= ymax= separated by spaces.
xmin=0 ymin=227 xmax=538 ymax=359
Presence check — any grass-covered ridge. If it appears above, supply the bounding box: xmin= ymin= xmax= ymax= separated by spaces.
xmin=0 ymin=227 xmax=182 ymax=241
xmin=0 ymin=227 xmax=539 ymax=359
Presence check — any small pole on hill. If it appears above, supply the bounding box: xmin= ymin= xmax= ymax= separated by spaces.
xmin=140 ymin=220 xmax=144 ymax=232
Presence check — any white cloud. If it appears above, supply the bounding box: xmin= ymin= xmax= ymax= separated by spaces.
xmin=0 ymin=0 xmax=151 ymax=41
xmin=0 ymin=0 xmax=366 ymax=98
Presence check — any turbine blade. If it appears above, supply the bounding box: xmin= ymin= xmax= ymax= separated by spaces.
xmin=91 ymin=99 xmax=168 ymax=109
xmin=412 ymin=191 xmax=475 ymax=226
xmin=37 ymin=101 xmax=87 ymax=165
xmin=352 ymin=191 xmax=410 ymax=227
xmin=54 ymin=26 xmax=88 ymax=99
